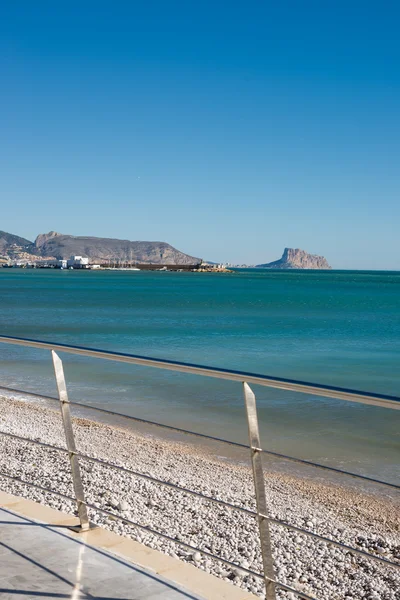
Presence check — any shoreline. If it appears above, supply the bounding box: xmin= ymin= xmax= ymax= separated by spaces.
xmin=0 ymin=394 xmax=399 ymax=599
xmin=3 ymin=386 xmax=397 ymax=500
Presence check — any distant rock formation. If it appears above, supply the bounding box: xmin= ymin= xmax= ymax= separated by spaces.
xmin=33 ymin=231 xmax=201 ymax=265
xmin=34 ymin=230 xmax=59 ymax=250
xmin=257 ymin=248 xmax=331 ymax=269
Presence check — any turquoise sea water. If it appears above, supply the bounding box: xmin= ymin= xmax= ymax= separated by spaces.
xmin=0 ymin=269 xmax=399 ymax=482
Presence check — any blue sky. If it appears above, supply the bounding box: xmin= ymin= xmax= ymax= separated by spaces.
xmin=1 ymin=1 xmax=399 ymax=268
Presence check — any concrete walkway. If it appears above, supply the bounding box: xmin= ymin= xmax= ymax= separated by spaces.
xmin=0 ymin=507 xmax=204 ymax=600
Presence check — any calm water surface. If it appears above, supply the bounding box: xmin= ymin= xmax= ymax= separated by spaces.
xmin=0 ymin=269 xmax=399 ymax=482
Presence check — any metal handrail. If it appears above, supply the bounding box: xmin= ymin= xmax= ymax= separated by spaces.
xmin=0 ymin=335 xmax=399 ymax=600
xmin=1 ymin=465 xmax=398 ymax=600
xmin=1 ymin=428 xmax=398 ymax=570
xmin=0 ymin=470 xmax=318 ymax=600
xmin=0 ymin=335 xmax=399 ymax=409
xmin=0 ymin=383 xmax=398 ymax=491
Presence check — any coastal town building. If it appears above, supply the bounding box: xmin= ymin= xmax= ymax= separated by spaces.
xmin=67 ymin=256 xmax=89 ymax=268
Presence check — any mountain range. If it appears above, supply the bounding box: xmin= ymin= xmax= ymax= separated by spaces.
xmin=0 ymin=229 xmax=331 ymax=269
xmin=0 ymin=230 xmax=201 ymax=265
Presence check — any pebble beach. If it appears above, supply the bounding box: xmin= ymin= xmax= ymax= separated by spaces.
xmin=0 ymin=395 xmax=399 ymax=600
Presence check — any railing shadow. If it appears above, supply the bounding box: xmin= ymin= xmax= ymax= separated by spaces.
xmin=0 ymin=507 xmax=202 ymax=600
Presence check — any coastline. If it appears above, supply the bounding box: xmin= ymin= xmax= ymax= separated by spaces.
xmin=0 ymin=394 xmax=399 ymax=599
xmin=1 ymin=268 xmax=399 ymax=487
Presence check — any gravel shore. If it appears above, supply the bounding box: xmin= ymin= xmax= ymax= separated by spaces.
xmin=0 ymin=395 xmax=399 ymax=600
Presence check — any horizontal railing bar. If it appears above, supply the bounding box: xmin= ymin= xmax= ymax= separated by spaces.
xmin=0 ymin=385 xmax=60 ymax=404
xmin=0 ymin=471 xmax=317 ymax=600
xmin=77 ymin=450 xmax=253 ymax=508
xmin=0 ymin=384 xmax=398 ymax=490
xmin=0 ymin=430 xmax=397 ymax=570
xmin=266 ymin=515 xmax=400 ymax=569
xmin=83 ymin=502 xmax=318 ymax=599
xmin=0 ymin=470 xmax=77 ymax=503
xmin=66 ymin=404 xmax=400 ymax=491
xmin=0 ymin=430 xmax=69 ymax=454
xmin=0 ymin=429 xmax=255 ymax=514
xmin=0 ymin=335 xmax=399 ymax=409
xmin=84 ymin=504 xmax=267 ymax=581
xmin=75 ymin=452 xmax=400 ymax=569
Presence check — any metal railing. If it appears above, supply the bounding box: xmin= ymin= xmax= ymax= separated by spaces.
xmin=0 ymin=335 xmax=399 ymax=600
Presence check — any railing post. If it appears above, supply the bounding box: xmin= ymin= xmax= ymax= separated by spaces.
xmin=51 ymin=350 xmax=90 ymax=531
xmin=243 ymin=382 xmax=276 ymax=600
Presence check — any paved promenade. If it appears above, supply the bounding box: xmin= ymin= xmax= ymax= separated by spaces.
xmin=0 ymin=507 xmax=204 ymax=600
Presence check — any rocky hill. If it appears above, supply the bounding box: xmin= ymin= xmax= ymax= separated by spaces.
xmin=0 ymin=229 xmax=201 ymax=265
xmin=257 ymin=248 xmax=331 ymax=269
xmin=33 ymin=231 xmax=201 ymax=265
xmin=0 ymin=230 xmax=33 ymax=255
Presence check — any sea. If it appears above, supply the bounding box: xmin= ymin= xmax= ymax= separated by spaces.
xmin=0 ymin=268 xmax=399 ymax=484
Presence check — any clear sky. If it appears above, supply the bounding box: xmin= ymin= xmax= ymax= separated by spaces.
xmin=1 ymin=1 xmax=399 ymax=268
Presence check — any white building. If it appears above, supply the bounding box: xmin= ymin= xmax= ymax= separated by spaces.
xmin=67 ymin=256 xmax=90 ymax=268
